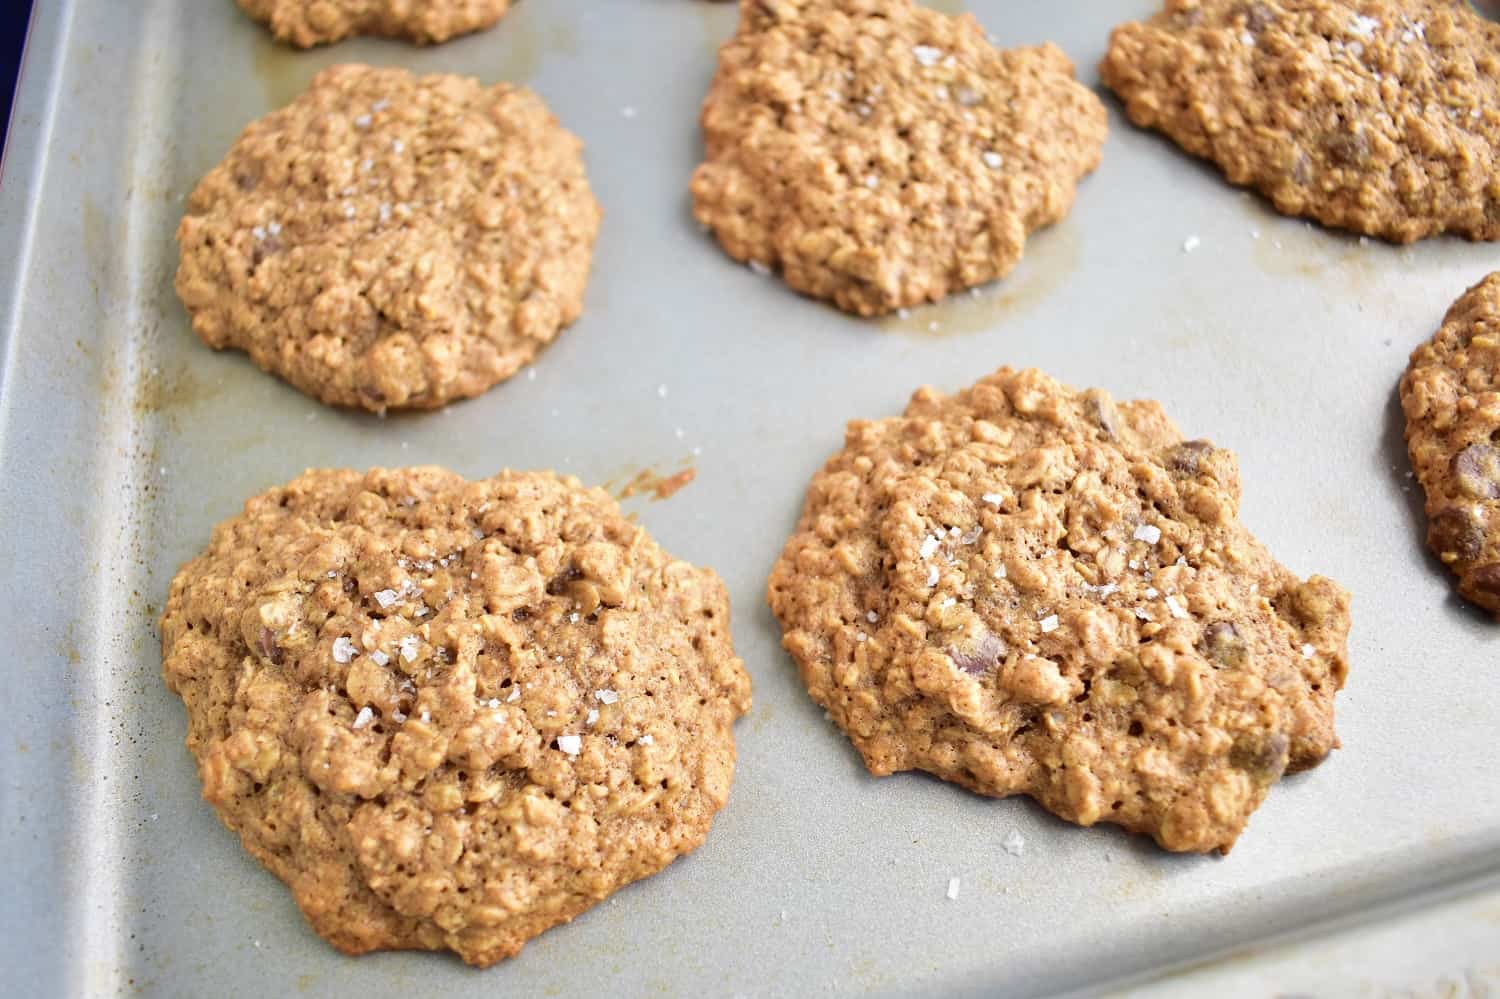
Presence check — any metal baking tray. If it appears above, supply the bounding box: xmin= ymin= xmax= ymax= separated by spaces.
xmin=3 ymin=1 xmax=1498 ymax=995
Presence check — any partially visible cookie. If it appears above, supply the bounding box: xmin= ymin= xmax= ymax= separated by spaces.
xmin=1100 ymin=0 xmax=1500 ymax=243
xmin=160 ymin=467 xmax=751 ymax=966
xmin=1401 ymin=273 xmax=1500 ymax=613
xmin=690 ymin=0 xmax=1107 ymax=316
xmin=176 ymin=65 xmax=600 ymax=411
xmin=768 ymin=367 xmax=1351 ymax=853
xmin=238 ymin=0 xmax=510 ymax=47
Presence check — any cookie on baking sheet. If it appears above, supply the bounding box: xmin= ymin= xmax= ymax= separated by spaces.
xmin=237 ymin=0 xmax=510 ymax=47
xmin=1401 ymin=273 xmax=1500 ymax=614
xmin=689 ymin=0 xmax=1107 ymax=317
xmin=176 ymin=65 xmax=600 ymax=411
xmin=160 ymin=467 xmax=751 ymax=965
xmin=1100 ymin=1 xmax=1500 ymax=243
xmin=767 ymin=367 xmax=1351 ymax=853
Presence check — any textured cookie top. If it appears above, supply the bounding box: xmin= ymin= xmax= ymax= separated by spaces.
xmin=1100 ymin=0 xmax=1500 ymax=243
xmin=237 ymin=0 xmax=511 ymax=47
xmin=176 ymin=65 xmax=600 ymax=411
xmin=160 ymin=468 xmax=751 ymax=966
xmin=689 ymin=0 xmax=1107 ymax=316
xmin=1400 ymin=273 xmax=1500 ymax=614
xmin=768 ymin=368 xmax=1350 ymax=853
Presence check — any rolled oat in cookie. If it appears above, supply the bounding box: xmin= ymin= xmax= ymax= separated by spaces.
xmin=1401 ymin=272 xmax=1500 ymax=614
xmin=175 ymin=65 xmax=600 ymax=411
xmin=768 ymin=368 xmax=1351 ymax=853
xmin=237 ymin=0 xmax=511 ymax=47
xmin=690 ymin=0 xmax=1107 ymax=316
xmin=160 ymin=467 xmax=750 ymax=966
xmin=1100 ymin=0 xmax=1500 ymax=243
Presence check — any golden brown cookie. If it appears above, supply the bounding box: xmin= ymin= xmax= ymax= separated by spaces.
xmin=237 ymin=0 xmax=511 ymax=47
xmin=160 ymin=467 xmax=751 ymax=965
xmin=768 ymin=368 xmax=1351 ymax=853
xmin=1400 ymin=273 xmax=1500 ymax=614
xmin=176 ymin=65 xmax=600 ymax=411
xmin=689 ymin=0 xmax=1107 ymax=316
xmin=1100 ymin=0 xmax=1500 ymax=243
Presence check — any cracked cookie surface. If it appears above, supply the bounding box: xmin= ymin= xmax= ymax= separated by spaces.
xmin=1101 ymin=0 xmax=1500 ymax=243
xmin=237 ymin=0 xmax=511 ymax=47
xmin=1401 ymin=273 xmax=1500 ymax=614
xmin=768 ymin=368 xmax=1350 ymax=853
xmin=176 ymin=64 xmax=600 ymax=411
xmin=690 ymin=0 xmax=1106 ymax=316
xmin=161 ymin=467 xmax=751 ymax=965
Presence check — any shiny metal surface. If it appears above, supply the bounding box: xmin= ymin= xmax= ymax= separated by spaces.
xmin=2 ymin=1 xmax=1497 ymax=995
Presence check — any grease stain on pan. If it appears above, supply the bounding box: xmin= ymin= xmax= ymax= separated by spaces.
xmin=878 ymin=220 xmax=1082 ymax=338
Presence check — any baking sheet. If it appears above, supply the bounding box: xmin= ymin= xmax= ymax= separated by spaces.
xmin=2 ymin=1 xmax=1498 ymax=995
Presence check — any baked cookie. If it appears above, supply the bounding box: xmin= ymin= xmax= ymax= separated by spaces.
xmin=160 ymin=467 xmax=751 ymax=965
xmin=1100 ymin=0 xmax=1500 ymax=243
xmin=768 ymin=368 xmax=1351 ymax=853
xmin=1400 ymin=273 xmax=1500 ymax=614
xmin=689 ymin=0 xmax=1107 ymax=316
xmin=176 ymin=65 xmax=600 ymax=411
xmin=237 ymin=0 xmax=510 ymax=47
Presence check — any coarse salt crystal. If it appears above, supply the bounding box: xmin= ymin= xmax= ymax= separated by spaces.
xmin=1003 ymin=830 xmax=1025 ymax=856
xmin=981 ymin=493 xmax=1003 ymax=507
xmin=1135 ymin=607 xmax=1153 ymax=621
xmin=251 ymin=225 xmax=266 ymax=240
xmin=1165 ymin=595 xmax=1189 ymax=620
xmin=946 ymin=877 xmax=961 ymax=900
xmin=1144 ymin=587 xmax=1159 ymax=600
xmin=1349 ymin=14 xmax=1379 ymax=38
xmin=595 ymin=689 xmax=619 ymax=705
xmin=640 ymin=733 xmax=655 ymax=746
xmin=378 ymin=203 xmax=391 ymax=223
xmin=1302 ymin=643 xmax=1315 ymax=659
xmin=371 ymin=650 xmax=389 ymax=667
xmin=913 ymin=45 xmax=943 ymax=67
xmin=1039 ymin=615 xmax=1059 ymax=634
xmin=507 ymin=684 xmax=521 ymax=702
xmin=940 ymin=597 xmax=955 ymax=610
xmin=342 ymin=203 xmax=355 ymax=219
xmin=354 ymin=114 xmax=371 ymax=129
xmin=487 ymin=698 xmax=500 ymax=709
xmin=866 ymin=610 xmax=879 ymax=623
xmin=558 ymin=734 xmax=582 ymax=756
xmin=994 ymin=565 xmax=1007 ymax=580
xmin=371 ymin=99 xmax=390 ymax=113
xmin=920 ymin=536 xmax=941 ymax=560
xmin=419 ymin=710 xmax=431 ymax=723
xmin=391 ymin=138 xmax=404 ymax=153
xmin=926 ymin=566 xmax=940 ymax=587
xmin=587 ymin=708 xmax=599 ymax=726
xmin=856 ymin=632 xmax=868 ymax=643
xmin=267 ymin=221 xmax=281 ymax=236
xmin=1134 ymin=524 xmax=1162 ymax=545
xmin=981 ymin=150 xmax=1003 ymax=170
xmin=352 ymin=706 xmax=374 ymax=729
xmin=332 ymin=637 xmax=357 ymax=663
xmin=400 ymin=635 xmax=420 ymax=662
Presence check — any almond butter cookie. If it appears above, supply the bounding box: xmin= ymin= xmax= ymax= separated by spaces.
xmin=161 ymin=467 xmax=751 ymax=965
xmin=689 ymin=0 xmax=1107 ymax=316
xmin=176 ymin=65 xmax=600 ymax=411
xmin=1400 ymin=272 xmax=1500 ymax=614
xmin=768 ymin=367 xmax=1351 ymax=853
xmin=238 ymin=0 xmax=510 ymax=47
xmin=1101 ymin=0 xmax=1500 ymax=243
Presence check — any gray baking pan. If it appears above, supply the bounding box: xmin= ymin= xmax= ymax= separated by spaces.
xmin=2 ymin=1 xmax=1498 ymax=996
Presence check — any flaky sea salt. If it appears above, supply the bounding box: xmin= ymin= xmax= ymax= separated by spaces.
xmin=1039 ymin=615 xmax=1059 ymax=634
xmin=913 ymin=45 xmax=943 ymax=67
xmin=866 ymin=610 xmax=879 ymax=624
xmin=640 ymin=734 xmax=654 ymax=746
xmin=926 ymin=566 xmax=940 ymax=587
xmin=558 ymin=734 xmax=582 ymax=756
xmin=371 ymin=650 xmax=389 ymax=667
xmin=352 ymin=706 xmax=374 ymax=730
xmin=374 ymin=589 xmax=399 ymax=608
xmin=595 ymin=689 xmax=620 ymax=705
xmin=981 ymin=150 xmax=1003 ymax=169
xmin=920 ymin=536 xmax=941 ymax=560
xmin=587 ymin=708 xmax=599 ymax=726
xmin=1133 ymin=524 xmax=1162 ymax=545
xmin=946 ymin=877 xmax=961 ymax=900
xmin=1165 ymin=595 xmax=1189 ymax=620
xmin=400 ymin=635 xmax=420 ymax=663
xmin=332 ymin=637 xmax=357 ymax=663
xmin=507 ymin=684 xmax=521 ymax=703
xmin=981 ymin=493 xmax=1003 ymax=507
xmin=1302 ymin=643 xmax=1315 ymax=659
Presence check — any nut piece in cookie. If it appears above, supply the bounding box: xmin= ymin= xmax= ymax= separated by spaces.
xmin=237 ymin=0 xmax=511 ymax=47
xmin=176 ymin=65 xmax=600 ymax=411
xmin=1100 ymin=0 xmax=1500 ymax=243
xmin=160 ymin=468 xmax=751 ymax=965
xmin=1400 ymin=272 xmax=1500 ymax=614
xmin=768 ymin=367 xmax=1351 ymax=853
xmin=690 ymin=0 xmax=1107 ymax=316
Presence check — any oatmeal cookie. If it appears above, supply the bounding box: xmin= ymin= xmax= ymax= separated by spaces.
xmin=160 ymin=467 xmax=751 ymax=965
xmin=1401 ymin=272 xmax=1500 ymax=614
xmin=1100 ymin=0 xmax=1500 ymax=243
xmin=176 ymin=64 xmax=600 ymax=411
xmin=768 ymin=367 xmax=1350 ymax=853
xmin=237 ymin=0 xmax=511 ymax=47
xmin=689 ymin=0 xmax=1107 ymax=316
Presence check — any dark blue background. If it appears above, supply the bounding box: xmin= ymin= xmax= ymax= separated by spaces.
xmin=1 ymin=1 xmax=34 ymax=152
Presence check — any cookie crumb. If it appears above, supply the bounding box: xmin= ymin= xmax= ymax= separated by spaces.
xmin=945 ymin=877 xmax=960 ymax=900
xmin=1003 ymin=830 xmax=1026 ymax=856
